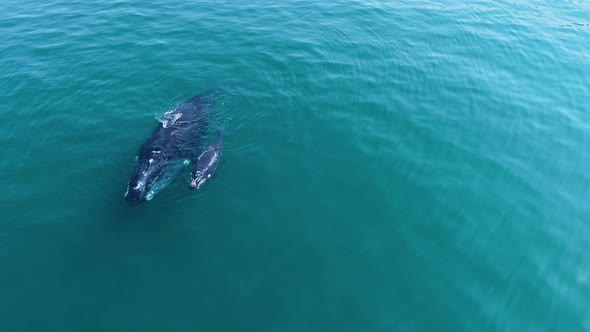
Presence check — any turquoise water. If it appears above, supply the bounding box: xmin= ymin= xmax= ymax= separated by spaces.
xmin=1 ymin=0 xmax=590 ymax=330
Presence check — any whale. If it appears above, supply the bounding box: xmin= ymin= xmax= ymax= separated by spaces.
xmin=125 ymin=93 xmax=211 ymax=204
xmin=189 ymin=128 xmax=223 ymax=190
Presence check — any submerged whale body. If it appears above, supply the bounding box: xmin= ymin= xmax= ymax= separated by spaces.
xmin=189 ymin=128 xmax=223 ymax=190
xmin=125 ymin=94 xmax=210 ymax=204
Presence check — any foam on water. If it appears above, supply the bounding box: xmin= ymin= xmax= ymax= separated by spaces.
xmin=157 ymin=110 xmax=183 ymax=128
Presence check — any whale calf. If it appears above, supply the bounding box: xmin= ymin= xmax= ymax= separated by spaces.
xmin=125 ymin=94 xmax=211 ymax=204
xmin=189 ymin=128 xmax=223 ymax=190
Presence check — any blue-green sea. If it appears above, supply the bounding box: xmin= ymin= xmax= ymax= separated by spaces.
xmin=1 ymin=1 xmax=590 ymax=331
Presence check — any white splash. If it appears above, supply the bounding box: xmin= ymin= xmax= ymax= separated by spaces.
xmin=159 ymin=110 xmax=182 ymax=128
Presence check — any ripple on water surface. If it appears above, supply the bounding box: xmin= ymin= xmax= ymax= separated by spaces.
xmin=1 ymin=0 xmax=590 ymax=331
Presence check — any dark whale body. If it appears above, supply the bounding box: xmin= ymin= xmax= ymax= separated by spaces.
xmin=125 ymin=94 xmax=211 ymax=204
xmin=189 ymin=129 xmax=223 ymax=190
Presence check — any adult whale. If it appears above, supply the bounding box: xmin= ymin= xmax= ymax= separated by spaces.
xmin=125 ymin=93 xmax=211 ymax=204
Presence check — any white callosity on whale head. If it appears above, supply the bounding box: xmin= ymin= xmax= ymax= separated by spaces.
xmin=133 ymin=181 xmax=143 ymax=190
xmin=196 ymin=178 xmax=207 ymax=189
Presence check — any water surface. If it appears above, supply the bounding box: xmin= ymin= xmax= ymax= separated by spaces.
xmin=1 ymin=1 xmax=589 ymax=331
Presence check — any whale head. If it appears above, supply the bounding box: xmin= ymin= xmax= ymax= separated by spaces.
xmin=188 ymin=170 xmax=210 ymax=190
xmin=125 ymin=152 xmax=165 ymax=204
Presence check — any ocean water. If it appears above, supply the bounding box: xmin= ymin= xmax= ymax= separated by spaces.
xmin=1 ymin=0 xmax=589 ymax=331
